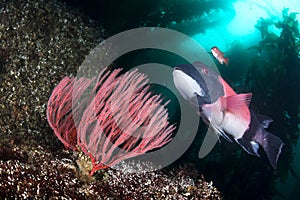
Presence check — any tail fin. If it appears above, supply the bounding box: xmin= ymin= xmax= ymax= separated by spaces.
xmin=256 ymin=130 xmax=284 ymax=169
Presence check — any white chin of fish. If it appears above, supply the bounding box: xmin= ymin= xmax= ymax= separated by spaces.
xmin=172 ymin=70 xmax=204 ymax=101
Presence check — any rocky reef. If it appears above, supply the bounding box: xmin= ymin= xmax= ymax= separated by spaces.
xmin=0 ymin=0 xmax=222 ymax=199
xmin=0 ymin=136 xmax=221 ymax=199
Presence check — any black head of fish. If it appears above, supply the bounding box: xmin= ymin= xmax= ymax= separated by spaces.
xmin=174 ymin=63 xmax=211 ymax=105
xmin=192 ymin=62 xmax=224 ymax=103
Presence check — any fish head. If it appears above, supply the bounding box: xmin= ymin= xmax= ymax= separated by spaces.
xmin=210 ymin=46 xmax=219 ymax=55
xmin=191 ymin=62 xmax=225 ymax=103
xmin=211 ymin=46 xmax=218 ymax=52
xmin=173 ymin=64 xmax=210 ymax=106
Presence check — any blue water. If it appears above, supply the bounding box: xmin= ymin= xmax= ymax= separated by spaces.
xmin=193 ymin=0 xmax=300 ymax=51
xmin=190 ymin=1 xmax=300 ymax=199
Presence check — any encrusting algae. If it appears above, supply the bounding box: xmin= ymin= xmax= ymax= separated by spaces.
xmin=0 ymin=135 xmax=222 ymax=199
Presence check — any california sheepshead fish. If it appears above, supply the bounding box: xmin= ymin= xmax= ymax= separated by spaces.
xmin=172 ymin=62 xmax=284 ymax=169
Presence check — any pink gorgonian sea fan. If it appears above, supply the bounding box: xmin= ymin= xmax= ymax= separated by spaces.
xmin=47 ymin=68 xmax=175 ymax=176
xmin=47 ymin=76 xmax=94 ymax=151
xmin=77 ymin=69 xmax=175 ymax=176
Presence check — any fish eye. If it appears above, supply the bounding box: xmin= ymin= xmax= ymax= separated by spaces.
xmin=201 ymin=68 xmax=209 ymax=75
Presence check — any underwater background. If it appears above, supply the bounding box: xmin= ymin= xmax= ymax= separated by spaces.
xmin=0 ymin=0 xmax=299 ymax=199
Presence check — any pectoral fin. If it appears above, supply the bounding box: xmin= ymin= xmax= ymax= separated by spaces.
xmin=221 ymin=93 xmax=252 ymax=114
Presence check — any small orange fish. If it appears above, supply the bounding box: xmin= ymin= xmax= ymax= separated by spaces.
xmin=211 ymin=46 xmax=229 ymax=66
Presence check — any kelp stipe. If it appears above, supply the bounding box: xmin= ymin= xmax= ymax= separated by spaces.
xmin=246 ymin=7 xmax=300 ymax=190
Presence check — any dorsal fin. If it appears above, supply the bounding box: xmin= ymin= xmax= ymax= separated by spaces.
xmin=218 ymin=77 xmax=236 ymax=97
xmin=256 ymin=114 xmax=273 ymax=128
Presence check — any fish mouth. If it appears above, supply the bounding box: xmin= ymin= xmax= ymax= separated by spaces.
xmin=174 ymin=67 xmax=182 ymax=71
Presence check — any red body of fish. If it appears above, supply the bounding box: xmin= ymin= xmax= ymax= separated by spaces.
xmin=211 ymin=46 xmax=229 ymax=66
xmin=201 ymin=75 xmax=251 ymax=140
